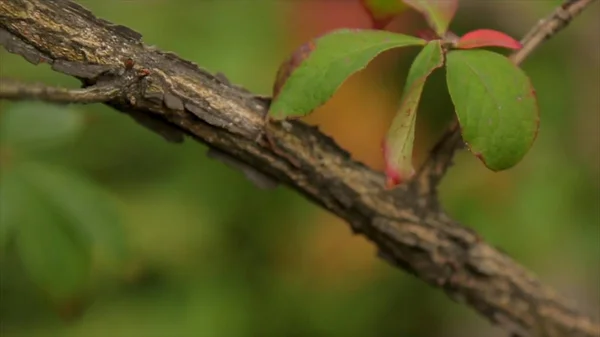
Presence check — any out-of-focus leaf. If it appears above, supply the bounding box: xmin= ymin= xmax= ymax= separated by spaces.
xmin=446 ymin=50 xmax=539 ymax=170
xmin=383 ymin=40 xmax=444 ymax=187
xmin=455 ymin=29 xmax=522 ymax=50
xmin=0 ymin=102 xmax=85 ymax=152
xmin=18 ymin=161 xmax=128 ymax=262
xmin=269 ymin=29 xmax=425 ymax=119
xmin=0 ymin=168 xmax=29 ymax=248
xmin=14 ymin=182 xmax=92 ymax=301
xmin=402 ymin=0 xmax=458 ymax=37
xmin=360 ymin=0 xmax=409 ymax=29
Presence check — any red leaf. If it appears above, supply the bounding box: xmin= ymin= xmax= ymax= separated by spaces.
xmin=455 ymin=29 xmax=522 ymax=50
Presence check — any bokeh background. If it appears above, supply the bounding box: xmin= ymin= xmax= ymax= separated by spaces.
xmin=1 ymin=1 xmax=598 ymax=336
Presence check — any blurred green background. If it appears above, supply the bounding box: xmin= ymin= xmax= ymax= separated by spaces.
xmin=0 ymin=1 xmax=598 ymax=336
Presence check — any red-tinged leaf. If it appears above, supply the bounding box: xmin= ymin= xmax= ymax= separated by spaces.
xmin=269 ymin=29 xmax=426 ymax=119
xmin=402 ymin=0 xmax=458 ymax=37
xmin=272 ymin=40 xmax=316 ymax=100
xmin=456 ymin=29 xmax=522 ymax=50
xmin=383 ymin=40 xmax=444 ymax=188
xmin=446 ymin=50 xmax=539 ymax=171
xmin=360 ymin=0 xmax=409 ymax=29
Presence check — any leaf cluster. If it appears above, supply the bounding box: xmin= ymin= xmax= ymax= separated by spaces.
xmin=269 ymin=0 xmax=538 ymax=187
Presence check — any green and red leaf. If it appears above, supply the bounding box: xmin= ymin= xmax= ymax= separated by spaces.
xmin=455 ymin=29 xmax=522 ymax=50
xmin=272 ymin=40 xmax=315 ymax=100
xmin=402 ymin=0 xmax=458 ymax=37
xmin=269 ymin=29 xmax=426 ymax=120
xmin=384 ymin=40 xmax=444 ymax=187
xmin=445 ymin=49 xmax=539 ymax=171
xmin=360 ymin=0 xmax=409 ymax=29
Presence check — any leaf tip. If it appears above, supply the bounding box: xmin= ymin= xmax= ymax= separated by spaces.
xmin=384 ymin=167 xmax=415 ymax=189
xmin=472 ymin=150 xmax=488 ymax=165
xmin=382 ymin=139 xmax=415 ymax=188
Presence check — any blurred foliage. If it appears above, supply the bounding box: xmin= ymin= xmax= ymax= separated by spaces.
xmin=0 ymin=1 xmax=598 ymax=337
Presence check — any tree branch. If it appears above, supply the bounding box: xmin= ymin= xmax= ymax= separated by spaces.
xmin=0 ymin=78 xmax=121 ymax=103
xmin=0 ymin=1 xmax=597 ymax=336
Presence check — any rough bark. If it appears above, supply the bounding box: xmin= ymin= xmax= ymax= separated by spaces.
xmin=0 ymin=0 xmax=598 ymax=336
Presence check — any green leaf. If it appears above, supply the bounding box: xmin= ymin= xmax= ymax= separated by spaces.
xmin=4 ymin=160 xmax=127 ymax=298
xmin=402 ymin=0 xmax=458 ymax=37
xmin=0 ymin=168 xmax=29 ymax=248
xmin=0 ymin=102 xmax=85 ymax=152
xmin=14 ymin=181 xmax=92 ymax=301
xmin=360 ymin=0 xmax=409 ymax=29
xmin=383 ymin=40 xmax=445 ymax=187
xmin=269 ymin=29 xmax=426 ymax=119
xmin=18 ymin=161 xmax=128 ymax=262
xmin=445 ymin=49 xmax=539 ymax=170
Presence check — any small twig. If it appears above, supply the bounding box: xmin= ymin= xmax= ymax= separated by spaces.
xmin=0 ymin=78 xmax=121 ymax=104
xmin=511 ymin=0 xmax=596 ymax=66
xmin=412 ymin=121 xmax=462 ymax=202
xmin=415 ymin=0 xmax=596 ymax=199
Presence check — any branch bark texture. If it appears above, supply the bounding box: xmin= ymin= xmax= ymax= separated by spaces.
xmin=0 ymin=1 xmax=598 ymax=336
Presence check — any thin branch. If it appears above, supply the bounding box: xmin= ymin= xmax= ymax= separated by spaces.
xmin=511 ymin=0 xmax=597 ymax=66
xmin=416 ymin=0 xmax=597 ymax=199
xmin=412 ymin=121 xmax=462 ymax=204
xmin=0 ymin=78 xmax=121 ymax=104
xmin=0 ymin=1 xmax=598 ymax=336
